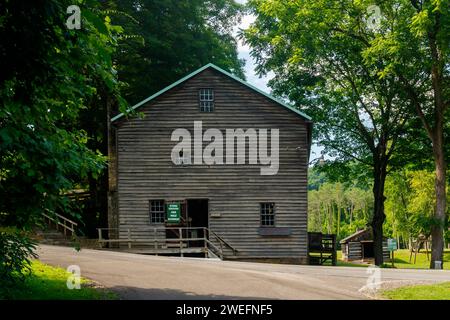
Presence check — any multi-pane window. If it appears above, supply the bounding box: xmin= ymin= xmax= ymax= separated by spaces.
xmin=260 ymin=203 xmax=275 ymax=227
xmin=150 ymin=200 xmax=165 ymax=223
xmin=199 ymin=88 xmax=214 ymax=112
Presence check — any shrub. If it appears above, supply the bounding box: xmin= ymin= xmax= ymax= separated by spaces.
xmin=0 ymin=227 xmax=37 ymax=287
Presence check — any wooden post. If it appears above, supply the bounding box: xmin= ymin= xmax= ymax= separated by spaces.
xmin=332 ymin=234 xmax=337 ymax=266
xmin=107 ymin=96 xmax=119 ymax=246
xmin=127 ymin=229 xmax=131 ymax=249
xmin=154 ymin=228 xmax=158 ymax=254
xmin=98 ymin=229 xmax=102 ymax=248
xmin=63 ymin=220 xmax=67 ymax=236
xmin=179 ymin=228 xmax=183 ymax=257
xmin=204 ymin=227 xmax=208 ymax=258
xmin=218 ymin=238 xmax=223 ymax=260
xmin=391 ymin=250 xmax=395 ymax=267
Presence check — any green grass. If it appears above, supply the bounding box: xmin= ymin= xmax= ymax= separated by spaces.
xmin=390 ymin=249 xmax=450 ymax=270
xmin=382 ymin=282 xmax=450 ymax=300
xmin=0 ymin=260 xmax=117 ymax=300
xmin=336 ymin=249 xmax=450 ymax=269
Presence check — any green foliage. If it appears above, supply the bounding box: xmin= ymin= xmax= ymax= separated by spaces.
xmin=0 ymin=1 xmax=122 ymax=229
xmin=0 ymin=228 xmax=37 ymax=288
xmin=308 ymin=181 xmax=373 ymax=241
xmin=243 ymin=0 xmax=412 ymax=167
xmin=384 ymin=169 xmax=450 ymax=240
xmin=108 ymin=0 xmax=246 ymax=104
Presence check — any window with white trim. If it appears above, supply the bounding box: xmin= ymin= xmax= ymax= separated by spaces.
xmin=260 ymin=203 xmax=275 ymax=227
xmin=199 ymin=88 xmax=214 ymax=112
xmin=149 ymin=200 xmax=165 ymax=223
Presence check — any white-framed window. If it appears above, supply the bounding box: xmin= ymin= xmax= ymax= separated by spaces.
xmin=260 ymin=202 xmax=275 ymax=227
xmin=149 ymin=200 xmax=165 ymax=223
xmin=199 ymin=88 xmax=214 ymax=112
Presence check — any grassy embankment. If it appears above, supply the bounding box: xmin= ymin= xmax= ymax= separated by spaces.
xmin=0 ymin=260 xmax=117 ymax=300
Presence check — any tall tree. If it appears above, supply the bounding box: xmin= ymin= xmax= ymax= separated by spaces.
xmin=243 ymin=0 xmax=412 ymax=265
xmin=363 ymin=0 xmax=449 ymax=268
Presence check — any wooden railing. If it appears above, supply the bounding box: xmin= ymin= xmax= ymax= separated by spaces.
xmin=205 ymin=228 xmax=238 ymax=258
xmin=97 ymin=227 xmax=238 ymax=259
xmin=42 ymin=210 xmax=78 ymax=236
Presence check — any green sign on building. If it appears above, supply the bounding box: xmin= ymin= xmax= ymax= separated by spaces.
xmin=166 ymin=203 xmax=181 ymax=223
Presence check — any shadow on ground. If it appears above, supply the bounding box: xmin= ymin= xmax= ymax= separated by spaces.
xmin=109 ymin=286 xmax=271 ymax=300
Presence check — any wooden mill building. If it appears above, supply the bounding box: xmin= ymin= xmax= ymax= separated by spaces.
xmin=106 ymin=63 xmax=312 ymax=264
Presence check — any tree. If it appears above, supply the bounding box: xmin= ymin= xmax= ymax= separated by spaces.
xmin=243 ymin=0 xmax=412 ymax=265
xmin=0 ymin=0 xmax=122 ymax=230
xmin=307 ymin=179 xmax=373 ymax=241
xmin=362 ymin=0 xmax=449 ymax=269
xmin=384 ymin=169 xmax=450 ymax=249
xmin=108 ymin=0 xmax=246 ymax=104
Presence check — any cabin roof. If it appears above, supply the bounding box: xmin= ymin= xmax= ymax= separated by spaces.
xmin=111 ymin=63 xmax=312 ymax=122
xmin=340 ymin=227 xmax=388 ymax=244
xmin=340 ymin=228 xmax=371 ymax=244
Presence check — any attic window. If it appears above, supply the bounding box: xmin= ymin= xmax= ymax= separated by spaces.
xmin=199 ymin=88 xmax=214 ymax=112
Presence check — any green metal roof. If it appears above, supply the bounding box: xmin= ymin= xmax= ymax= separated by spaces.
xmin=111 ymin=63 xmax=312 ymax=122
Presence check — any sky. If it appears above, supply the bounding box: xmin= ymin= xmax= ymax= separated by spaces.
xmin=233 ymin=1 xmax=322 ymax=161
xmin=232 ymin=12 xmax=273 ymax=93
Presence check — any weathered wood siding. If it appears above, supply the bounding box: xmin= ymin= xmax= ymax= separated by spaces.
xmin=343 ymin=241 xmax=391 ymax=261
xmin=114 ymin=68 xmax=310 ymax=260
xmin=346 ymin=242 xmax=362 ymax=260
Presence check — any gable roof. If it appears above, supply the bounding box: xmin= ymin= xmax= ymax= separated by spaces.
xmin=111 ymin=63 xmax=312 ymax=122
xmin=340 ymin=228 xmax=370 ymax=244
xmin=340 ymin=227 xmax=388 ymax=244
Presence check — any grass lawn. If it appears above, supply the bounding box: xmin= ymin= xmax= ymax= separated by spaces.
xmin=336 ymin=249 xmax=450 ymax=270
xmin=382 ymin=282 xmax=450 ymax=300
xmin=0 ymin=260 xmax=117 ymax=300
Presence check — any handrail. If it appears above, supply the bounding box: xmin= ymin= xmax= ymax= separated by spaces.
xmin=96 ymin=226 xmax=238 ymax=258
xmin=42 ymin=210 xmax=78 ymax=236
xmin=206 ymin=228 xmax=238 ymax=255
xmin=43 ymin=210 xmax=78 ymax=226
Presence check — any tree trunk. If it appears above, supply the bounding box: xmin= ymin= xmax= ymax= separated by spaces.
xmin=430 ymin=136 xmax=446 ymax=269
xmin=427 ymin=10 xmax=446 ymax=269
xmin=371 ymin=160 xmax=387 ymax=266
xmin=107 ymin=97 xmax=119 ymax=244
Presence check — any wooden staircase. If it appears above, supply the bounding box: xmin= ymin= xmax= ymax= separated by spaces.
xmin=34 ymin=211 xmax=79 ymax=246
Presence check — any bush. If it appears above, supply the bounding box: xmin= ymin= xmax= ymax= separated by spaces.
xmin=0 ymin=227 xmax=37 ymax=287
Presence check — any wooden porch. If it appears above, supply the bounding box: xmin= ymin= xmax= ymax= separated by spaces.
xmin=97 ymin=227 xmax=238 ymax=260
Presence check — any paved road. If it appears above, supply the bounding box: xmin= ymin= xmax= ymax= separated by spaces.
xmin=37 ymin=245 xmax=449 ymax=300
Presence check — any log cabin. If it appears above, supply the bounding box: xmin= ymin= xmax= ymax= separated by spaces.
xmin=340 ymin=228 xmax=391 ymax=262
xmin=106 ymin=63 xmax=312 ymax=264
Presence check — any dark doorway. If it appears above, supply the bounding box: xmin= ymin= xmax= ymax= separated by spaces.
xmin=361 ymin=241 xmax=374 ymax=259
xmin=187 ymin=199 xmax=209 ymax=249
